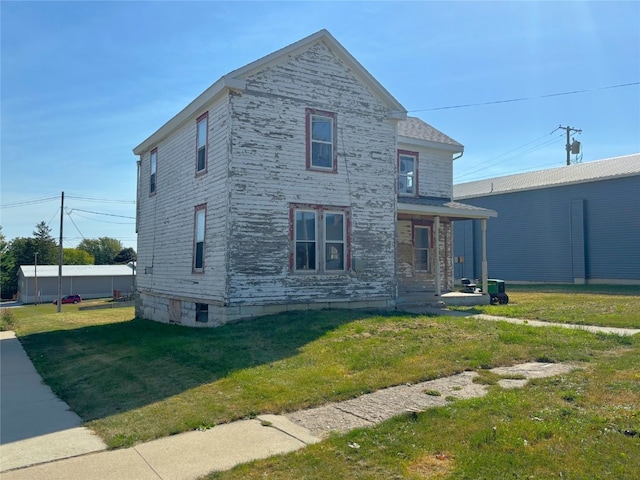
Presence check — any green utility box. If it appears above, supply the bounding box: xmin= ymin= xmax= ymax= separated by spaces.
xmin=486 ymin=279 xmax=509 ymax=304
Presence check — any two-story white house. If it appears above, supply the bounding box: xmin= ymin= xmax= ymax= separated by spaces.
xmin=133 ymin=29 xmax=496 ymax=326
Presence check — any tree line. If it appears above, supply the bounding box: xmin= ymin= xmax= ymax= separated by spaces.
xmin=0 ymin=222 xmax=136 ymax=299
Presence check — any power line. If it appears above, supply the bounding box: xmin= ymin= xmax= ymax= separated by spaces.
xmin=69 ymin=208 xmax=136 ymax=220
xmin=1 ymin=196 xmax=59 ymax=209
xmin=69 ymin=210 xmax=135 ymax=225
xmin=454 ymin=133 xmax=565 ymax=181
xmin=64 ymin=208 xmax=87 ymax=241
xmin=409 ymin=81 xmax=639 ymax=112
xmin=65 ymin=195 xmax=135 ymax=204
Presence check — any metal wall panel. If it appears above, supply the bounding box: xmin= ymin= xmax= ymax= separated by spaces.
xmin=453 ymin=175 xmax=640 ymax=282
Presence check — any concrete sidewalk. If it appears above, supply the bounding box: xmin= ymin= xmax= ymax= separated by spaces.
xmin=0 ymin=332 xmax=106 ymax=473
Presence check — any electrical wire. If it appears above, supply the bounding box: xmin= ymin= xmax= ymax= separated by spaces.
xmin=1 ymin=196 xmax=59 ymax=209
xmin=68 ymin=210 xmax=135 ymax=225
xmin=409 ymin=81 xmax=639 ymax=112
xmin=68 ymin=208 xmax=136 ymax=220
xmin=65 ymin=195 xmax=135 ymax=204
xmin=64 ymin=208 xmax=87 ymax=241
xmin=454 ymin=133 xmax=565 ymax=181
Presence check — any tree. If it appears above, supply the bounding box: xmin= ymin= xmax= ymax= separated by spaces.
xmin=77 ymin=237 xmax=123 ymax=265
xmin=31 ymin=221 xmax=59 ymax=265
xmin=2 ymin=222 xmax=59 ymax=298
xmin=114 ymin=247 xmax=136 ymax=264
xmin=0 ymin=227 xmax=16 ymax=299
xmin=63 ymin=248 xmax=95 ymax=265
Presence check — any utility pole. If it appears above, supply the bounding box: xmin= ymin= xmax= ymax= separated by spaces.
xmin=557 ymin=125 xmax=582 ymax=165
xmin=34 ymin=252 xmax=38 ymax=306
xmin=57 ymin=191 xmax=64 ymax=313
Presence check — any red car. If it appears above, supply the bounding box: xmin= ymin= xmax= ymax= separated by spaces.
xmin=52 ymin=295 xmax=82 ymax=305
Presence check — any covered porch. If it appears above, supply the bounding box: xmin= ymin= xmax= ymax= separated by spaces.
xmin=395 ymin=198 xmax=497 ymax=308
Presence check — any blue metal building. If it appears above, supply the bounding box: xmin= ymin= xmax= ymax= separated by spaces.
xmin=453 ymin=154 xmax=640 ymax=284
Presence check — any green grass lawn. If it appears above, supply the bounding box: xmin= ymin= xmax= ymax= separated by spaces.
xmin=5 ymin=288 xmax=640 ymax=478
xmin=451 ymin=284 xmax=640 ymax=328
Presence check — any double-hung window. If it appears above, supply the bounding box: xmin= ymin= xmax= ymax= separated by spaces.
xmin=292 ymin=205 xmax=348 ymax=273
xmin=196 ymin=112 xmax=208 ymax=174
xmin=398 ymin=150 xmax=418 ymax=196
xmin=306 ymin=108 xmax=337 ymax=172
xmin=414 ymin=224 xmax=431 ymax=272
xmin=193 ymin=205 xmax=206 ymax=272
xmin=324 ymin=212 xmax=345 ymax=270
xmin=295 ymin=210 xmax=317 ymax=270
xmin=150 ymin=148 xmax=157 ymax=195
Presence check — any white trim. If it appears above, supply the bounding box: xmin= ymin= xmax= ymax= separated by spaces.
xmin=397 ymin=203 xmax=497 ymax=219
xmin=398 ymin=135 xmax=464 ymax=153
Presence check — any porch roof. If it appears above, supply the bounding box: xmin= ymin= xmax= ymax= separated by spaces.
xmin=397 ymin=197 xmax=497 ymax=220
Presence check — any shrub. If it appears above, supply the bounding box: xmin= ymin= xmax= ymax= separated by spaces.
xmin=0 ymin=308 xmax=15 ymax=331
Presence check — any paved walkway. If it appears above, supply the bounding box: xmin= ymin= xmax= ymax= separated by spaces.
xmin=403 ymin=307 xmax=640 ymax=336
xmin=1 ymin=312 xmax=637 ymax=479
xmin=0 ymin=332 xmax=106 ymax=473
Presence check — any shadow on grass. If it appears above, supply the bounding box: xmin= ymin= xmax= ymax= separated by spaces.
xmin=17 ymin=310 xmax=371 ymax=424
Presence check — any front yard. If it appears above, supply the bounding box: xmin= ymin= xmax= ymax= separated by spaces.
xmin=6 ymin=286 xmax=640 ymax=478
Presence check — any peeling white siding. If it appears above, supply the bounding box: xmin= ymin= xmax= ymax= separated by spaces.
xmin=226 ymin=41 xmax=397 ymax=305
xmin=136 ymin=96 xmax=230 ymax=312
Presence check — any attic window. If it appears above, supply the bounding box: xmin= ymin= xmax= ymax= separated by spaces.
xmin=306 ymin=108 xmax=337 ymax=172
xmin=150 ymin=148 xmax=157 ymax=195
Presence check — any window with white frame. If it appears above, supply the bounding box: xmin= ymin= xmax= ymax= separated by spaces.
xmin=193 ymin=205 xmax=206 ymax=272
xmin=398 ymin=150 xmax=418 ymax=196
xmin=292 ymin=205 xmax=349 ymax=272
xmin=196 ymin=113 xmax=208 ymax=173
xmin=150 ymin=148 xmax=157 ymax=195
xmin=414 ymin=224 xmax=431 ymax=272
xmin=306 ymin=108 xmax=336 ymax=171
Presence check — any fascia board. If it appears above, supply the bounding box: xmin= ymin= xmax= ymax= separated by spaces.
xmin=398 ymin=135 xmax=464 ymax=153
xmin=397 ymin=202 xmax=497 ymax=219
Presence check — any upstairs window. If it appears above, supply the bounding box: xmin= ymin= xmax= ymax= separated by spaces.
xmin=150 ymin=148 xmax=157 ymax=195
xmin=398 ymin=150 xmax=418 ymax=196
xmin=414 ymin=224 xmax=431 ymax=272
xmin=292 ymin=204 xmax=349 ymax=273
xmin=196 ymin=113 xmax=208 ymax=174
xmin=193 ymin=205 xmax=206 ymax=272
xmin=306 ymin=108 xmax=337 ymax=172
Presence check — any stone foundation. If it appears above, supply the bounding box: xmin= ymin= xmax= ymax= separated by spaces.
xmin=136 ymin=291 xmax=395 ymax=328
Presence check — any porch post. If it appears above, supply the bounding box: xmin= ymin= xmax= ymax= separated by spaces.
xmin=481 ymin=218 xmax=488 ymax=294
xmin=434 ymin=216 xmax=441 ymax=296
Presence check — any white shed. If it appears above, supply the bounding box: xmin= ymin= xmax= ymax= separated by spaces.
xmin=17 ymin=265 xmax=135 ymax=304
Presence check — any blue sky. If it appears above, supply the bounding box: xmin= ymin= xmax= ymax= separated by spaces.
xmin=2 ymin=1 xmax=639 ymax=250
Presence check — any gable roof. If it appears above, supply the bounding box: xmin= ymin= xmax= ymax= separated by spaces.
xmin=398 ymin=116 xmax=463 ymax=153
xmin=454 ymin=153 xmax=640 ymax=199
xmin=133 ymin=29 xmax=407 ymax=155
xmin=19 ymin=265 xmax=135 ymax=279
